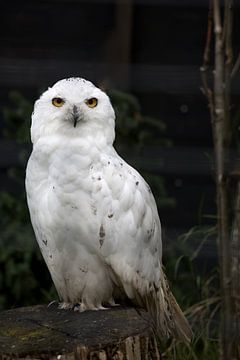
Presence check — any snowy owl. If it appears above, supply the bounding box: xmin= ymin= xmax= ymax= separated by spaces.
xmin=25 ymin=77 xmax=192 ymax=341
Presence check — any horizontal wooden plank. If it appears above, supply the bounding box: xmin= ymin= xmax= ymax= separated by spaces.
xmin=0 ymin=58 xmax=239 ymax=95
xmin=11 ymin=0 xmax=221 ymax=6
xmin=1 ymin=58 xmax=240 ymax=95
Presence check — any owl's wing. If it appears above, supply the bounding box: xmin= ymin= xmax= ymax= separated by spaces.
xmin=99 ymin=154 xmax=162 ymax=296
xmin=98 ymin=153 xmax=192 ymax=342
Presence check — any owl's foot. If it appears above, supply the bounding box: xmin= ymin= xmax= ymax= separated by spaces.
xmin=58 ymin=302 xmax=75 ymax=310
xmin=73 ymin=303 xmax=108 ymax=312
xmin=58 ymin=301 xmax=110 ymax=312
xmin=107 ymin=297 xmax=120 ymax=307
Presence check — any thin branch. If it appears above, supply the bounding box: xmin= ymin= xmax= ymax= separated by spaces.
xmin=224 ymin=0 xmax=233 ymax=148
xmin=231 ymin=182 xmax=240 ymax=357
xmin=231 ymin=51 xmax=240 ymax=78
xmin=203 ymin=0 xmax=213 ymax=67
xmin=213 ymin=0 xmax=233 ymax=358
xmin=224 ymin=0 xmax=233 ymax=68
xmin=200 ymin=0 xmax=214 ymax=122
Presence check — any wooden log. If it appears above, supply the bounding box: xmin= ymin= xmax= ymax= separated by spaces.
xmin=0 ymin=304 xmax=161 ymax=359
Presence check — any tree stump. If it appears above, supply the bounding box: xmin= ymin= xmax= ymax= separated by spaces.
xmin=0 ymin=304 xmax=161 ymax=359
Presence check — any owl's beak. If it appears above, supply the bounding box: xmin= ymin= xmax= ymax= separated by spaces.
xmin=72 ymin=105 xmax=81 ymax=127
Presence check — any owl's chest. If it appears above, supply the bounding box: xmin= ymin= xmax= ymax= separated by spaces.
xmin=29 ymin=142 xmax=118 ymax=228
xmin=27 ymin=146 xmax=106 ymax=249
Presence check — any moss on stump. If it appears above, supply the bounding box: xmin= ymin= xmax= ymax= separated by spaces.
xmin=0 ymin=304 xmax=161 ymax=359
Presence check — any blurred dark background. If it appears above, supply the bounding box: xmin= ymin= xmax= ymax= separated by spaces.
xmin=0 ymin=0 xmax=220 ymax=229
xmin=0 ymin=0 xmax=240 ymax=320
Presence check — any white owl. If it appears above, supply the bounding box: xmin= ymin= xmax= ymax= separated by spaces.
xmin=25 ymin=78 xmax=192 ymax=341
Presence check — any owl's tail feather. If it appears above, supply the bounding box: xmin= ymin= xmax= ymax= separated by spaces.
xmin=145 ymin=268 xmax=193 ymax=343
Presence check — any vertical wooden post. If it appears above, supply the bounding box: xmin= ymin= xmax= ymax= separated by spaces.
xmin=201 ymin=0 xmax=240 ymax=358
xmin=103 ymin=0 xmax=133 ymax=89
xmin=212 ymin=1 xmax=232 ymax=358
xmin=231 ymin=182 xmax=240 ymax=359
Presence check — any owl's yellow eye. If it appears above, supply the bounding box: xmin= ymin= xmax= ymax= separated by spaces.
xmin=85 ymin=98 xmax=98 ymax=108
xmin=52 ymin=97 xmax=65 ymax=107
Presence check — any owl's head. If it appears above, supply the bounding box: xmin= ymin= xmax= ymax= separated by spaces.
xmin=31 ymin=77 xmax=115 ymax=145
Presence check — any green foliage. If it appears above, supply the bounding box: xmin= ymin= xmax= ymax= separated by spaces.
xmin=165 ymin=225 xmax=217 ymax=305
xmin=108 ymin=89 xmax=170 ymax=148
xmin=0 ymin=92 xmax=56 ymax=310
xmin=162 ymin=225 xmax=219 ymax=358
xmin=161 ymin=336 xmax=218 ymax=360
xmin=2 ymin=91 xmax=32 ymax=143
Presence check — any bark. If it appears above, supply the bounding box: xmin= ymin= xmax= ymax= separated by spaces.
xmin=231 ymin=182 xmax=240 ymax=359
xmin=202 ymin=1 xmax=240 ymax=358
xmin=212 ymin=1 xmax=233 ymax=358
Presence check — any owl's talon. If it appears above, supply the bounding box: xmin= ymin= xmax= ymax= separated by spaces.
xmin=47 ymin=300 xmax=58 ymax=308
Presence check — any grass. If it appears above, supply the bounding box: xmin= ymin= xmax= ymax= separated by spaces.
xmin=161 ymin=224 xmax=220 ymax=359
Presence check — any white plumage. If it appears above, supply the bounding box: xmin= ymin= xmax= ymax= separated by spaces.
xmin=25 ymin=77 xmax=192 ymax=341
